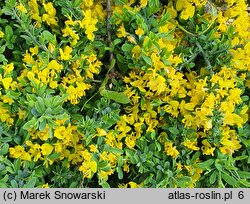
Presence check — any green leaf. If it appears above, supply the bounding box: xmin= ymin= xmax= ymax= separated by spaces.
xmin=117 ymin=166 xmax=123 ymax=179
xmin=40 ymin=30 xmax=56 ymax=44
xmin=142 ymin=54 xmax=152 ymax=66
xmin=13 ymin=158 xmax=21 ymax=172
xmin=20 ymin=35 xmax=33 ymax=44
xmin=215 ymin=162 xmax=223 ymax=171
xmin=47 ymin=153 xmax=60 ymax=160
xmin=35 ymin=102 xmax=45 ymax=114
xmin=148 ymin=0 xmax=160 ymax=16
xmin=4 ymin=158 xmax=13 ymax=166
xmin=6 ymin=166 xmax=15 ymax=174
xmin=102 ymin=90 xmax=130 ymax=104
xmin=158 ymin=11 xmax=170 ymax=26
xmin=126 ymin=149 xmax=137 ymax=164
xmin=0 ymin=143 xmax=9 ymax=155
xmin=39 ymin=119 xmax=47 ymax=131
xmin=0 ymin=174 xmax=9 ymax=183
xmin=101 ymin=181 xmax=110 ymax=188
xmin=238 ymin=179 xmax=250 ymax=187
xmin=234 ymin=155 xmax=248 ymax=161
xmin=69 ymin=181 xmax=79 ymax=188
xmin=221 ymin=173 xmax=237 ymax=186
xmin=113 ymin=39 xmax=122 ymax=45
xmin=191 ymin=151 xmax=200 ymax=163
xmin=92 ymin=40 xmax=104 ymax=48
xmin=121 ymin=43 xmax=133 ymax=52
xmin=197 ymin=159 xmax=214 ymax=170
xmin=24 ymin=178 xmax=37 ymax=188
xmin=0 ymin=136 xmax=13 ymax=143
xmin=98 ymin=160 xmax=109 ymax=169
xmin=241 ymin=95 xmax=249 ymax=101
xmin=238 ymin=171 xmax=250 ymax=179
xmin=118 ymin=156 xmax=123 ymax=167
xmin=109 ymin=147 xmax=124 ymax=155
xmin=0 ymin=54 xmax=8 ymax=63
xmin=5 ymin=25 xmax=13 ymax=41
xmin=209 ymin=171 xmax=217 ymax=185
xmin=168 ymin=127 xmax=179 ymax=135
xmin=0 ymin=45 xmax=6 ymax=54
xmin=176 ymin=176 xmax=192 ymax=188
xmin=23 ymin=117 xmax=37 ymax=130
xmin=114 ymin=0 xmax=128 ymax=6
xmin=10 ymin=180 xmax=18 ymax=188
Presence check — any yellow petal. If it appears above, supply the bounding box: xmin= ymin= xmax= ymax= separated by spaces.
xmin=2 ymin=77 xmax=12 ymax=90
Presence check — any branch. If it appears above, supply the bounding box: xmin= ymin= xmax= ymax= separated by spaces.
xmin=195 ymin=41 xmax=214 ymax=75
xmin=107 ymin=0 xmax=114 ymax=66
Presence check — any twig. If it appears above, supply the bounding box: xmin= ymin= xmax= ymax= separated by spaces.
xmin=170 ymin=20 xmax=196 ymax=37
xmin=195 ymin=41 xmax=214 ymax=75
xmin=12 ymin=8 xmax=50 ymax=54
xmin=170 ymin=16 xmax=217 ymax=37
xmin=178 ymin=52 xmax=198 ymax=71
xmin=107 ymin=0 xmax=114 ymax=66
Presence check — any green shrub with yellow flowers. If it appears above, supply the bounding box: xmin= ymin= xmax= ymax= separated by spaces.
xmin=0 ymin=0 xmax=249 ymax=188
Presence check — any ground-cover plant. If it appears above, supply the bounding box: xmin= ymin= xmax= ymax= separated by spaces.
xmin=0 ymin=0 xmax=249 ymax=188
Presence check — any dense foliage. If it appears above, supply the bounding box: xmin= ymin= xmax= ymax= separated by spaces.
xmin=0 ymin=0 xmax=249 ymax=188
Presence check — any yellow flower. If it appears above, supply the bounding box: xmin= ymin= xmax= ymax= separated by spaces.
xmin=81 ymin=9 xmax=98 ymax=41
xmin=2 ymin=77 xmax=13 ymax=90
xmin=96 ymin=128 xmax=107 ymax=136
xmin=3 ymin=63 xmax=14 ymax=75
xmin=118 ymin=183 xmax=128 ymax=188
xmin=28 ymin=144 xmax=41 ymax=162
xmin=17 ymin=4 xmax=27 ymax=13
xmin=223 ymin=113 xmax=244 ymax=128
xmin=140 ymin=0 xmax=148 ymax=8
xmin=42 ymin=183 xmax=49 ymax=188
xmin=43 ymin=2 xmax=56 ymax=16
xmin=180 ymin=5 xmax=195 ymax=20
xmin=176 ymin=162 xmax=183 ymax=170
xmin=131 ymin=45 xmax=141 ymax=60
xmin=81 ymin=0 xmax=93 ymax=8
xmin=183 ymin=139 xmax=200 ymax=151
xmin=29 ymin=46 xmax=38 ymax=56
xmin=89 ymin=144 xmax=98 ymax=153
xmin=18 ymin=109 xmax=26 ymax=119
xmin=135 ymin=27 xmax=144 ymax=37
xmin=42 ymin=2 xmax=58 ymax=26
xmin=117 ymin=24 xmax=127 ymax=38
xmin=99 ymin=169 xmax=113 ymax=181
xmin=164 ymin=141 xmax=179 ymax=158
xmin=184 ymin=103 xmax=195 ymax=111
xmin=59 ymin=46 xmax=72 ymax=61
xmin=127 ymin=35 xmax=137 ymax=44
xmin=48 ymin=42 xmax=55 ymax=53
xmin=2 ymin=95 xmax=14 ymax=105
xmin=41 ymin=143 xmax=54 ymax=156
xmin=79 ymin=160 xmax=97 ymax=178
xmin=9 ymin=145 xmax=25 ymax=158
xmin=21 ymin=152 xmax=32 ymax=161
xmin=201 ymin=139 xmax=215 ymax=156
xmin=23 ymin=51 xmax=35 ymax=65
xmin=54 ymin=126 xmax=66 ymax=139
xmin=28 ymin=0 xmax=42 ymax=27
xmin=176 ymin=0 xmax=184 ymax=11
xmin=49 ymin=80 xmax=58 ymax=89
xmin=47 ymin=60 xmax=63 ymax=72
xmin=125 ymin=136 xmax=136 ymax=149
xmin=0 ymin=31 xmax=4 ymax=38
